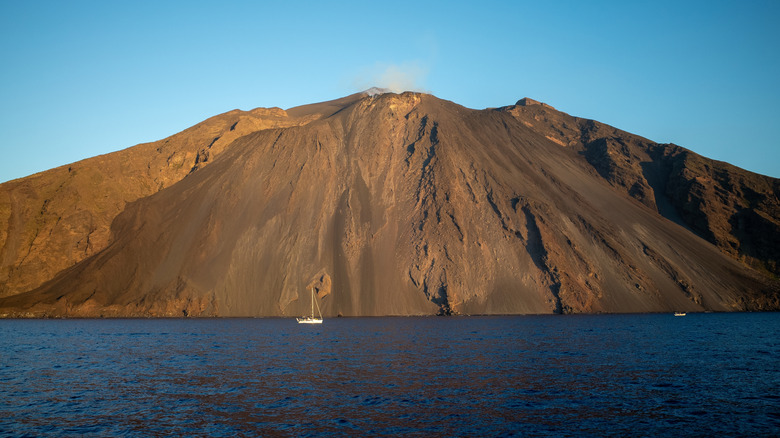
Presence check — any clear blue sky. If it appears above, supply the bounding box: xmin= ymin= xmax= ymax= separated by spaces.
xmin=1 ymin=0 xmax=779 ymax=183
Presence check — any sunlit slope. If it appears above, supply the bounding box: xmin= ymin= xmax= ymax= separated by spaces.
xmin=1 ymin=92 xmax=777 ymax=316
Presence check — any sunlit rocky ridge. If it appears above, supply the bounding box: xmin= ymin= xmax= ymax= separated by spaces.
xmin=0 ymin=90 xmax=777 ymax=317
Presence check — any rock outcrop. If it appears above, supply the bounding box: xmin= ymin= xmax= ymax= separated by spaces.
xmin=0 ymin=91 xmax=777 ymax=317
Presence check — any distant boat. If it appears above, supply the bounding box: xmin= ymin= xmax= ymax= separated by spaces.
xmin=297 ymin=288 xmax=323 ymax=324
xmin=674 ymin=312 xmax=687 ymax=317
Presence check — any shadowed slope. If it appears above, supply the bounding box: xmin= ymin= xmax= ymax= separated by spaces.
xmin=501 ymin=99 xmax=780 ymax=276
xmin=1 ymin=92 xmax=776 ymax=317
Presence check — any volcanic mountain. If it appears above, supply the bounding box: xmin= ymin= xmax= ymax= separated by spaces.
xmin=1 ymin=91 xmax=778 ymax=317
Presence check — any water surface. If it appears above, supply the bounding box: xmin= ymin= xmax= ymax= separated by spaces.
xmin=1 ymin=313 xmax=778 ymax=436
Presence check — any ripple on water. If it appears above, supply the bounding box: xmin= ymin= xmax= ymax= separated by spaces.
xmin=0 ymin=314 xmax=778 ymax=436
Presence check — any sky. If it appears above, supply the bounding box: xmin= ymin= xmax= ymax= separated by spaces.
xmin=1 ymin=0 xmax=779 ymax=183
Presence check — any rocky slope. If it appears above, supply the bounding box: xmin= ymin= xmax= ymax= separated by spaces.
xmin=0 ymin=91 xmax=777 ymax=317
xmin=503 ymin=99 xmax=780 ymax=277
xmin=0 ymin=96 xmax=356 ymax=298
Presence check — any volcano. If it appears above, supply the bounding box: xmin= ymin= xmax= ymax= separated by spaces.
xmin=1 ymin=91 xmax=778 ymax=317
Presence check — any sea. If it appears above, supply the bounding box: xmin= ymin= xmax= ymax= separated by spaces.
xmin=1 ymin=313 xmax=778 ymax=437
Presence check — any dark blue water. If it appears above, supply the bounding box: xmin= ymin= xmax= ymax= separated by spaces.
xmin=1 ymin=314 xmax=778 ymax=437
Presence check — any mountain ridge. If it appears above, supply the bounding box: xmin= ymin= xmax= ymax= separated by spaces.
xmin=1 ymin=90 xmax=777 ymax=317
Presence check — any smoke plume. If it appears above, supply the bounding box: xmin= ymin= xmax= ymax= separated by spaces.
xmin=352 ymin=62 xmax=430 ymax=94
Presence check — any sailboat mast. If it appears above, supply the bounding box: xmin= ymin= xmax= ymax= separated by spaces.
xmin=314 ymin=289 xmax=323 ymax=319
xmin=311 ymin=288 xmax=314 ymax=318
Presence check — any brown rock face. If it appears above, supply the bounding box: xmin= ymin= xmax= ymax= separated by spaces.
xmin=502 ymin=101 xmax=780 ymax=277
xmin=0 ymin=98 xmax=351 ymax=299
xmin=0 ymin=92 xmax=777 ymax=317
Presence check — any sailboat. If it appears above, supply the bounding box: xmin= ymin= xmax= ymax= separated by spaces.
xmin=297 ymin=288 xmax=323 ymax=324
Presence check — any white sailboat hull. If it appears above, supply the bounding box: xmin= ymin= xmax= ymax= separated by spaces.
xmin=297 ymin=317 xmax=323 ymax=324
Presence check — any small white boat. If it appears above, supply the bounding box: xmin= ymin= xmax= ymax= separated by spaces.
xmin=674 ymin=312 xmax=687 ymax=317
xmin=297 ymin=288 xmax=323 ymax=324
xmin=297 ymin=316 xmax=322 ymax=324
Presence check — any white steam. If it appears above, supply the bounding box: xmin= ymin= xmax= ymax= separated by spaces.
xmin=352 ymin=62 xmax=430 ymax=95
xmin=365 ymin=87 xmax=392 ymax=96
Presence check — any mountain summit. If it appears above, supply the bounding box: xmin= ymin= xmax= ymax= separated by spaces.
xmin=1 ymin=91 xmax=777 ymax=317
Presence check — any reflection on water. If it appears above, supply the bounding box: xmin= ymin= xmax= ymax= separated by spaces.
xmin=1 ymin=314 xmax=778 ymax=436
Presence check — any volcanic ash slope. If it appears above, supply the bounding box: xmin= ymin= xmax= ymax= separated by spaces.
xmin=1 ymin=91 xmax=777 ymax=316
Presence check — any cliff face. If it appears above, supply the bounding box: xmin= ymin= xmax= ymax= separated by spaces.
xmin=0 ymin=92 xmax=777 ymax=317
xmin=504 ymin=99 xmax=780 ymax=277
